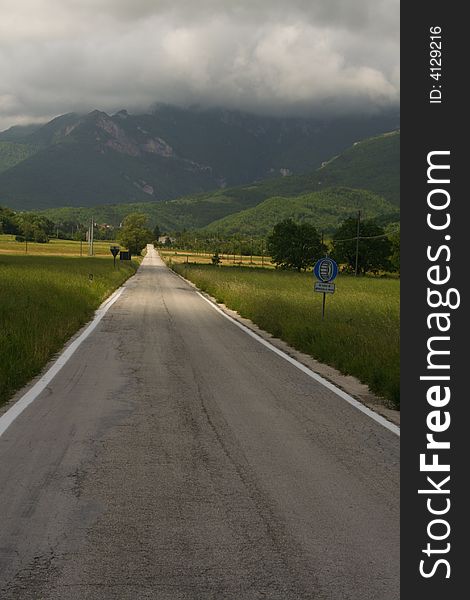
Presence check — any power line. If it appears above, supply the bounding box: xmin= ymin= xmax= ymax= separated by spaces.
xmin=332 ymin=233 xmax=390 ymax=242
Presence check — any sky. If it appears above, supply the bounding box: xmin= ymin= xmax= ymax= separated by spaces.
xmin=0 ymin=0 xmax=399 ymax=131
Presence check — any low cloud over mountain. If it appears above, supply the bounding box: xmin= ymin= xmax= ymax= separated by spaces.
xmin=0 ymin=0 xmax=399 ymax=131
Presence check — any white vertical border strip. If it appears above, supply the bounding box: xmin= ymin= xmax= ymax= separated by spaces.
xmin=0 ymin=287 xmax=125 ymax=438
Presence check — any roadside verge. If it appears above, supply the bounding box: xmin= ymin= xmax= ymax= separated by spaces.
xmin=168 ymin=263 xmax=400 ymax=430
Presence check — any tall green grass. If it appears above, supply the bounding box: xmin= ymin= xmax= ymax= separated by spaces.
xmin=0 ymin=255 xmax=138 ymax=405
xmin=173 ymin=264 xmax=399 ymax=407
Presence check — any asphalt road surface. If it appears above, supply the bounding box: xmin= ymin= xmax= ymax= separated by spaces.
xmin=0 ymin=246 xmax=399 ymax=599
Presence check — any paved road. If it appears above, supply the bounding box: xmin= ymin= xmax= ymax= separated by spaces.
xmin=0 ymin=246 xmax=399 ymax=599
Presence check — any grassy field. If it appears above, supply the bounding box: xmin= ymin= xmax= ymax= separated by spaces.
xmin=160 ymin=249 xmax=274 ymax=268
xmin=170 ymin=262 xmax=400 ymax=408
xmin=0 ymin=234 xmax=120 ymax=256
xmin=0 ymin=254 xmax=138 ymax=405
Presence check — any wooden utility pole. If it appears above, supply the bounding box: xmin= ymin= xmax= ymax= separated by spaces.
xmin=88 ymin=217 xmax=94 ymax=256
xmin=354 ymin=211 xmax=361 ymax=276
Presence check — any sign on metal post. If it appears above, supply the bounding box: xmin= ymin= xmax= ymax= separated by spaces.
xmin=314 ymin=257 xmax=338 ymax=283
xmin=314 ymin=281 xmax=335 ymax=294
xmin=313 ymin=257 xmax=338 ymax=319
xmin=110 ymin=245 xmax=120 ymax=268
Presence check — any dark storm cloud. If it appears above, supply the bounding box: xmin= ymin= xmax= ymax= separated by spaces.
xmin=0 ymin=0 xmax=399 ymax=130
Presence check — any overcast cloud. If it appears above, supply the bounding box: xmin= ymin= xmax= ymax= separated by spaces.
xmin=0 ymin=0 xmax=399 ymax=131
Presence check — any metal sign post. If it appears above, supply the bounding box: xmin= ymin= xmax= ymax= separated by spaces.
xmin=110 ymin=245 xmax=120 ymax=268
xmin=313 ymin=258 xmax=338 ymax=320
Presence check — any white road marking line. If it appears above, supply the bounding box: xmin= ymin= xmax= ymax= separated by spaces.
xmin=171 ymin=268 xmax=400 ymax=437
xmin=2 ymin=246 xmax=398 ymax=439
xmin=0 ymin=287 xmax=125 ymax=438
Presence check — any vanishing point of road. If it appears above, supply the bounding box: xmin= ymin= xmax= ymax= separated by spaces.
xmin=0 ymin=246 xmax=399 ymax=599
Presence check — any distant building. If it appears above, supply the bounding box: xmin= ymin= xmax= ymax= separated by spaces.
xmin=157 ymin=235 xmax=176 ymax=244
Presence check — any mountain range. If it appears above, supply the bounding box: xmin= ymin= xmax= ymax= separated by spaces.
xmin=0 ymin=105 xmax=399 ymax=211
xmin=39 ymin=130 xmax=400 ymax=236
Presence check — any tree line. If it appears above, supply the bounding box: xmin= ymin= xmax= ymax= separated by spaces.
xmin=169 ymin=218 xmax=400 ymax=274
xmin=267 ymin=217 xmax=399 ymax=274
xmin=0 ymin=206 xmax=56 ymax=243
xmin=0 ymin=206 xmax=122 ymax=242
xmin=118 ymin=213 xmax=400 ymax=274
xmin=1 ymin=205 xmax=399 ymax=273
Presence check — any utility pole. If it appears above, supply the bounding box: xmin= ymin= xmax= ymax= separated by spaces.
xmin=354 ymin=211 xmax=361 ymax=276
xmin=88 ymin=217 xmax=94 ymax=256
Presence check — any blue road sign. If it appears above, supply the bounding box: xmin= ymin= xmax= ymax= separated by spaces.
xmin=314 ymin=258 xmax=338 ymax=283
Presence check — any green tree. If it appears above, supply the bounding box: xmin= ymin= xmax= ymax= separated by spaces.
xmin=0 ymin=206 xmax=19 ymax=235
xmin=331 ymin=217 xmax=391 ymax=275
xmin=211 ymin=251 xmax=221 ymax=265
xmin=388 ymin=228 xmax=400 ymax=273
xmin=118 ymin=213 xmax=152 ymax=255
xmin=16 ymin=213 xmax=53 ymax=243
xmin=153 ymin=224 xmax=161 ymax=240
xmin=267 ymin=219 xmax=324 ymax=271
